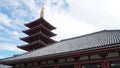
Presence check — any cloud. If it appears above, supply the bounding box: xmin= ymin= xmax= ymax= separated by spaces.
xmin=19 ymin=0 xmax=40 ymax=18
xmin=0 ymin=43 xmax=25 ymax=52
xmin=39 ymin=0 xmax=101 ymax=40
xmin=45 ymin=11 xmax=101 ymax=40
xmin=0 ymin=13 xmax=11 ymax=26
xmin=106 ymin=0 xmax=120 ymax=17
xmin=66 ymin=0 xmax=120 ymax=29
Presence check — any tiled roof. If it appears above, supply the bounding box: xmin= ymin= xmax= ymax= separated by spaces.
xmin=1 ymin=30 xmax=120 ymax=61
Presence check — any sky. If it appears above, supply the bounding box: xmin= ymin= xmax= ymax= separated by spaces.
xmin=0 ymin=0 xmax=120 ymax=58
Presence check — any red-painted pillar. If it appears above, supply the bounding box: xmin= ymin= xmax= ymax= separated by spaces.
xmin=73 ymin=57 xmax=80 ymax=68
xmin=106 ymin=61 xmax=110 ymax=68
xmin=99 ymin=53 xmax=109 ymax=68
xmin=79 ymin=64 xmax=81 ymax=68
xmin=53 ymin=59 xmax=59 ymax=68
xmin=55 ymin=64 xmax=58 ymax=68
xmin=101 ymin=60 xmax=110 ymax=68
xmin=101 ymin=60 xmax=106 ymax=68
xmin=74 ymin=62 xmax=80 ymax=68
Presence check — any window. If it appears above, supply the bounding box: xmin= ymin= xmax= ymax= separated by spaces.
xmin=58 ymin=58 xmax=66 ymax=63
xmin=59 ymin=64 xmax=74 ymax=68
xmin=42 ymin=66 xmax=55 ymax=68
xmin=79 ymin=56 xmax=89 ymax=61
xmin=90 ymin=54 xmax=101 ymax=59
xmin=27 ymin=63 xmax=33 ymax=66
xmin=66 ymin=58 xmax=75 ymax=62
xmin=110 ymin=61 xmax=120 ymax=68
xmin=81 ymin=63 xmax=101 ymax=68
xmin=41 ymin=61 xmax=47 ymax=65
xmin=106 ymin=52 xmax=119 ymax=58
xmin=48 ymin=60 xmax=54 ymax=64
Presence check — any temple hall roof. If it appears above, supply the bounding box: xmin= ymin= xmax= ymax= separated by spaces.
xmin=1 ymin=30 xmax=120 ymax=63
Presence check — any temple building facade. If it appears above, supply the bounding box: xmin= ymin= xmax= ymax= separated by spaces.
xmin=0 ymin=7 xmax=120 ymax=68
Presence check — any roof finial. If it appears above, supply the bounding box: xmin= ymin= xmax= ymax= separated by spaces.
xmin=40 ymin=5 xmax=44 ymax=17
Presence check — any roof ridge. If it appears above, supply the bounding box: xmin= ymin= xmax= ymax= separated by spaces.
xmin=17 ymin=29 xmax=120 ymax=56
xmin=1 ymin=29 xmax=120 ymax=63
xmin=60 ymin=29 xmax=120 ymax=42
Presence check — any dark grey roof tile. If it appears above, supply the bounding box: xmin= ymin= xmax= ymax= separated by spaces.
xmin=1 ymin=30 xmax=120 ymax=61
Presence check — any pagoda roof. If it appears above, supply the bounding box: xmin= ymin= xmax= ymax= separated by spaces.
xmin=23 ymin=24 xmax=56 ymax=37
xmin=25 ymin=17 xmax=56 ymax=30
xmin=1 ymin=30 xmax=120 ymax=65
xmin=20 ymin=32 xmax=56 ymax=43
xmin=18 ymin=40 xmax=47 ymax=51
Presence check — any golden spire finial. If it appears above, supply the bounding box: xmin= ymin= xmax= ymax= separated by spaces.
xmin=40 ymin=5 xmax=44 ymax=17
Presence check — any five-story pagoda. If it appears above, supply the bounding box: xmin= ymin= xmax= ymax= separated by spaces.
xmin=17 ymin=6 xmax=56 ymax=51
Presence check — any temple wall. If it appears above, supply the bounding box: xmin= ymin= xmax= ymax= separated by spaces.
xmin=13 ymin=52 xmax=120 ymax=68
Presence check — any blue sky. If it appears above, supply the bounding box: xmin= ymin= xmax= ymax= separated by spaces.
xmin=0 ymin=0 xmax=120 ymax=58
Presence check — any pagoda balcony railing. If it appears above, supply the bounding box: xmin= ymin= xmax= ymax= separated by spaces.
xmin=23 ymin=24 xmax=56 ymax=36
xmin=20 ymin=32 xmax=56 ymax=43
xmin=40 ymin=24 xmax=56 ymax=36
xmin=19 ymin=40 xmax=47 ymax=47
xmin=17 ymin=40 xmax=48 ymax=51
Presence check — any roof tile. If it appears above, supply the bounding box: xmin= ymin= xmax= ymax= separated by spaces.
xmin=1 ymin=30 xmax=120 ymax=61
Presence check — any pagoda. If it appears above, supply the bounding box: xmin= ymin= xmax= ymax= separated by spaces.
xmin=17 ymin=6 xmax=56 ymax=51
